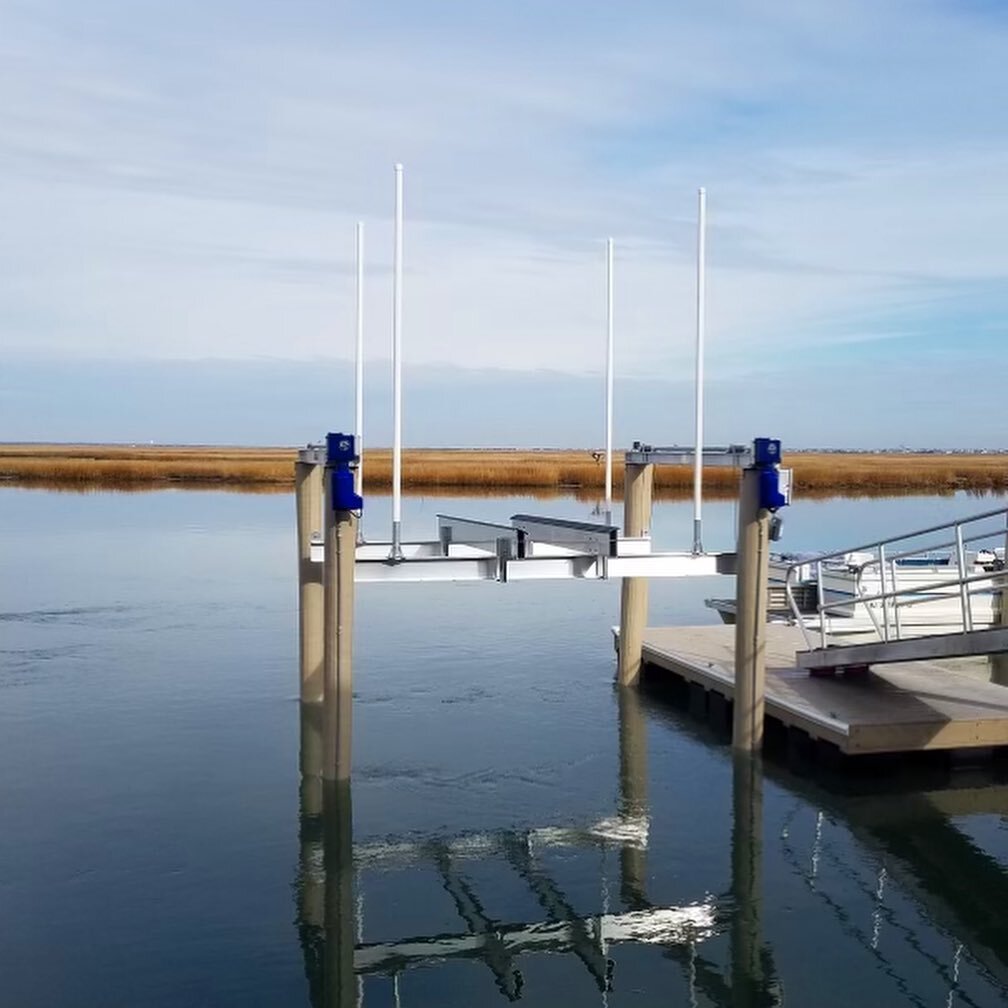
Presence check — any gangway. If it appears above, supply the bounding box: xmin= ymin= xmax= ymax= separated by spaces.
xmin=785 ymin=505 xmax=1008 ymax=673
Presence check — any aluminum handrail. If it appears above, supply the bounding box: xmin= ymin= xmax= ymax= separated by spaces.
xmin=785 ymin=504 xmax=1008 ymax=651
xmin=858 ymin=526 xmax=999 ymax=567
xmin=785 ymin=504 xmax=1008 ymax=566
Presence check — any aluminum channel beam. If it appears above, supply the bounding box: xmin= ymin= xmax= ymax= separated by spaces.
xmin=312 ymin=541 xmax=733 ymax=582
xmin=625 ymin=443 xmax=752 ymax=467
xmin=345 ymin=551 xmax=733 ymax=583
xmin=438 ymin=514 xmax=526 ymax=557
xmin=510 ymin=514 xmax=619 ymax=556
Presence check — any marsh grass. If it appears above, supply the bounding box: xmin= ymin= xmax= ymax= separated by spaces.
xmin=2 ymin=444 xmax=1006 ymax=498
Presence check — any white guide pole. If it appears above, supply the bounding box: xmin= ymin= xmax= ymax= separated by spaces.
xmin=692 ymin=187 xmax=706 ymax=555
xmin=354 ymin=221 xmax=364 ymax=501
xmin=604 ymin=238 xmax=615 ymax=522
xmin=391 ymin=164 xmax=404 ymax=559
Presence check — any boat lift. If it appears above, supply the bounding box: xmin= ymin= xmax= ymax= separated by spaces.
xmin=296 ymin=168 xmax=794 ymax=781
xmin=305 ymin=445 xmax=752 ymax=584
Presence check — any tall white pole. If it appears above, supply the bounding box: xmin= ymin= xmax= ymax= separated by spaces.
xmin=692 ymin=187 xmax=707 ymax=555
xmin=604 ymin=238 xmax=615 ymax=522
xmin=354 ymin=221 xmax=364 ymax=502
xmin=391 ymin=164 xmax=404 ymax=560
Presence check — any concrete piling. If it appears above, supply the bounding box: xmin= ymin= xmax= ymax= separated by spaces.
xmin=617 ymin=462 xmax=654 ymax=686
xmin=322 ymin=463 xmax=358 ymax=782
xmin=732 ymin=467 xmax=770 ymax=752
xmin=296 ymin=450 xmax=325 ymax=704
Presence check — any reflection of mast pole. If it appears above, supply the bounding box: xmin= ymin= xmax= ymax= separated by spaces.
xmin=501 ymin=834 xmax=611 ymax=991
xmin=431 ymin=844 xmax=523 ymax=1000
xmin=731 ymin=754 xmax=764 ymax=1007
xmin=323 ymin=781 xmax=357 ymax=1008
xmin=617 ymin=686 xmax=648 ymax=910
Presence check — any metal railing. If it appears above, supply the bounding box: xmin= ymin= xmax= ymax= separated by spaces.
xmin=784 ymin=505 xmax=1008 ymax=652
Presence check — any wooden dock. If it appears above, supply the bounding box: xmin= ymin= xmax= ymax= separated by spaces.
xmin=636 ymin=624 xmax=1008 ymax=755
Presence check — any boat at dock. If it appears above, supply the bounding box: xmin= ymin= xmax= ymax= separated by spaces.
xmin=707 ymin=547 xmax=1005 ymax=636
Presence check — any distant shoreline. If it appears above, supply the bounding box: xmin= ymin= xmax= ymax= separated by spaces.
xmin=1 ymin=444 xmax=1006 ymax=498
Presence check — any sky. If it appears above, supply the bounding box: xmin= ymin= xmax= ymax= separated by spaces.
xmin=2 ymin=0 xmax=1007 ymax=447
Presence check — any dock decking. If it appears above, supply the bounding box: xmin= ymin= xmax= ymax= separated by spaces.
xmin=638 ymin=624 xmax=1008 ymax=755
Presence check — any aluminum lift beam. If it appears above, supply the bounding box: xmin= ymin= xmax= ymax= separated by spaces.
xmin=624 ymin=443 xmax=753 ymax=467
xmin=510 ymin=514 xmax=618 ymax=557
xmin=311 ymin=530 xmax=736 ymax=584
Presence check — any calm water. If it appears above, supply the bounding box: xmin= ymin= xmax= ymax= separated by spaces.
xmin=2 ymin=487 xmax=1008 ymax=1006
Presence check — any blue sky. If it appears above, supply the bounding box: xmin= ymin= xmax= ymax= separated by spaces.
xmin=2 ymin=0 xmax=1007 ymax=446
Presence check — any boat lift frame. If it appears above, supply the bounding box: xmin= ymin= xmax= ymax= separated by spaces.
xmin=304 ymin=446 xmax=747 ymax=585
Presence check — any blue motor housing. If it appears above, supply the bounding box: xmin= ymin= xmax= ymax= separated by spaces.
xmin=326 ymin=432 xmax=358 ymax=465
xmin=332 ymin=466 xmax=363 ymax=512
xmin=759 ymin=467 xmax=787 ymax=512
xmin=326 ymin=431 xmax=363 ymax=511
xmin=753 ymin=437 xmax=781 ymax=468
xmin=752 ymin=436 xmax=788 ymax=512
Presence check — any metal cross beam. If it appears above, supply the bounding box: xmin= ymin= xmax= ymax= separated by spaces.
xmin=310 ymin=533 xmax=736 ymax=584
xmin=624 ymin=443 xmax=753 ymax=467
xmin=510 ymin=514 xmax=619 ymax=557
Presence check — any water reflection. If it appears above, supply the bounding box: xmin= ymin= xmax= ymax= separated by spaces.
xmin=646 ymin=683 xmax=1008 ymax=1006
xmin=295 ymin=690 xmax=786 ymax=1006
xmin=730 ymin=755 xmax=776 ymax=1008
xmin=296 ymin=688 xmax=1008 ymax=1006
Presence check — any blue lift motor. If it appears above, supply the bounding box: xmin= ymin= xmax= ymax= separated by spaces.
xmin=752 ymin=437 xmax=789 ymax=513
xmin=326 ymin=432 xmax=363 ymax=512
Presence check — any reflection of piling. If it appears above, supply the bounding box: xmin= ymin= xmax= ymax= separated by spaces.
xmin=617 ymin=686 xmax=648 ymax=909
xmin=618 ymin=463 xmax=654 ymax=686
xmin=297 ymin=703 xmax=327 ymax=1007
xmin=733 ymin=468 xmax=770 ymax=752
xmin=731 ymin=754 xmax=764 ymax=1007
xmin=296 ymin=450 xmax=325 ymax=703
xmin=322 ymin=463 xmax=357 ymax=782
xmin=301 ymin=701 xmax=324 ymax=797
xmin=299 ymin=707 xmax=325 ymax=927
xmin=323 ymin=781 xmax=356 ymax=1008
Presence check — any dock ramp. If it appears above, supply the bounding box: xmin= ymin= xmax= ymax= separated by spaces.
xmin=787 ymin=506 xmax=1008 ymax=674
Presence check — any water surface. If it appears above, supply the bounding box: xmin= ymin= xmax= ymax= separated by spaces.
xmin=2 ymin=488 xmax=1007 ymax=1006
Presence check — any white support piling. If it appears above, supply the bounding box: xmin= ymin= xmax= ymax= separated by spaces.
xmin=390 ymin=163 xmax=404 ymax=560
xmin=692 ymin=187 xmax=707 ymax=555
xmin=323 ymin=472 xmax=358 ymax=782
xmin=296 ymin=452 xmax=325 ymax=704
xmin=733 ymin=466 xmax=770 ymax=753
xmin=354 ymin=221 xmax=365 ymax=505
xmin=617 ymin=462 xmax=654 ymax=686
xmin=605 ymin=238 xmax=615 ymax=523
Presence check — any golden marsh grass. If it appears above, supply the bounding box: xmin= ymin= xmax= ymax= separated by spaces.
xmin=1 ymin=444 xmax=1006 ymax=498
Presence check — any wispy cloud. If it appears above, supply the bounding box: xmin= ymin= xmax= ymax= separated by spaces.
xmin=2 ymin=0 xmax=1007 ymax=394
